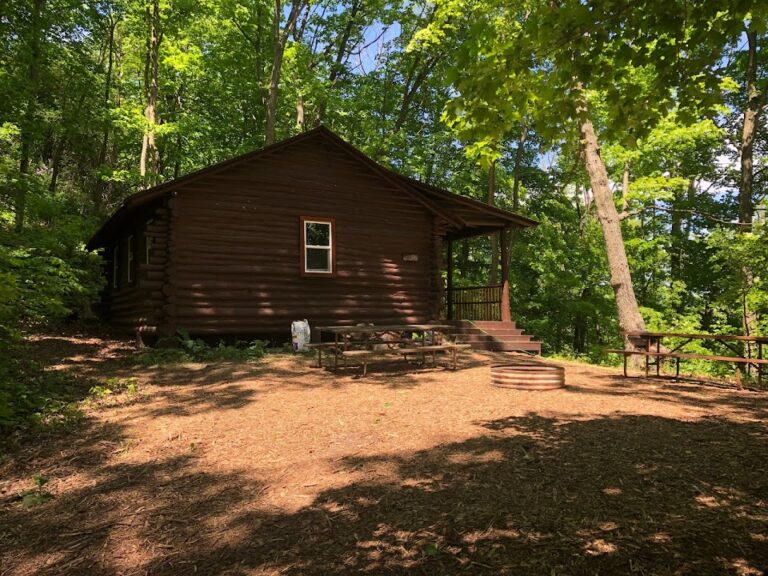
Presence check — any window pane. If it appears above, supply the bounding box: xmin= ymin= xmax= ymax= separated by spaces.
xmin=306 ymin=222 xmax=330 ymax=246
xmin=306 ymin=248 xmax=331 ymax=272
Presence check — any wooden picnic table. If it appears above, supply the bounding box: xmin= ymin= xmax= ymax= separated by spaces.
xmin=314 ymin=323 xmax=457 ymax=373
xmin=613 ymin=331 xmax=768 ymax=387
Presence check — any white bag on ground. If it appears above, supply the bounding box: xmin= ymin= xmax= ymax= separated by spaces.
xmin=291 ymin=320 xmax=311 ymax=352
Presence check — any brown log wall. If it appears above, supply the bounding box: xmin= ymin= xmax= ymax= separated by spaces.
xmin=168 ymin=140 xmax=437 ymax=336
xmin=103 ymin=203 xmax=169 ymax=332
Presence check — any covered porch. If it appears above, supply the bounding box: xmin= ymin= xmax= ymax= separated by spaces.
xmin=443 ymin=224 xmax=515 ymax=322
xmin=405 ymin=177 xmax=537 ymax=322
xmin=439 ymin=224 xmax=541 ymax=352
xmin=396 ymin=175 xmax=540 ymax=351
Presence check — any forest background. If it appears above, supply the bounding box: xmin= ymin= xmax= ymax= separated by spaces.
xmin=0 ymin=0 xmax=765 ymax=426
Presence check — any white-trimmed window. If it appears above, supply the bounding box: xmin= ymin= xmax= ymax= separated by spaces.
xmin=127 ymin=235 xmax=135 ymax=284
xmin=112 ymin=246 xmax=119 ymax=288
xmin=301 ymin=217 xmax=335 ymax=276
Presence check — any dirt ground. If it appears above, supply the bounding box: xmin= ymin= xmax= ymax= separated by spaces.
xmin=1 ymin=333 xmax=767 ymax=576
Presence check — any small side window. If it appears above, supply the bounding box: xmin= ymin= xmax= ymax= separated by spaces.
xmin=301 ymin=217 xmax=335 ymax=276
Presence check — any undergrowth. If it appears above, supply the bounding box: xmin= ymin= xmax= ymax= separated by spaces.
xmin=0 ymin=343 xmax=140 ymax=442
xmin=0 ymin=346 xmax=87 ymax=435
xmin=134 ymin=330 xmax=269 ymax=366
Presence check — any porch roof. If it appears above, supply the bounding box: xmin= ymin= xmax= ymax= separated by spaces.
xmin=391 ymin=173 xmax=538 ymax=240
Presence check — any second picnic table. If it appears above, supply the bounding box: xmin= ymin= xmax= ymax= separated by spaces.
xmin=612 ymin=331 xmax=768 ymax=387
xmin=313 ymin=323 xmax=466 ymax=374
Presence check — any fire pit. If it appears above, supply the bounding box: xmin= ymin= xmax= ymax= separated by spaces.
xmin=490 ymin=363 xmax=565 ymax=390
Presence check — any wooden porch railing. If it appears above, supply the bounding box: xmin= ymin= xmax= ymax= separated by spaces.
xmin=447 ymin=285 xmax=502 ymax=321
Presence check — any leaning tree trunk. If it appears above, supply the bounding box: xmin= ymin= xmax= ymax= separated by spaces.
xmin=578 ymin=111 xmax=646 ymax=349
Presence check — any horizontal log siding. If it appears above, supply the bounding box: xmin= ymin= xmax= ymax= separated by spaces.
xmin=170 ymin=141 xmax=436 ymax=336
xmin=104 ymin=204 xmax=169 ymax=332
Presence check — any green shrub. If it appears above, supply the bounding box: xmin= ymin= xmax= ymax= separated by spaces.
xmin=134 ymin=331 xmax=269 ymax=366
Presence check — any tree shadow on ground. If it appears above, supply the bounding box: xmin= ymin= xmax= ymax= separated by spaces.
xmin=25 ymin=333 xmax=137 ymax=372
xmin=2 ymin=413 xmax=766 ymax=575
xmin=566 ymin=373 xmax=768 ymax=420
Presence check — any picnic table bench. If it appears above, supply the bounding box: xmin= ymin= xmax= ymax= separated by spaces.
xmin=311 ymin=324 xmax=471 ymax=375
xmin=608 ymin=331 xmax=768 ymax=388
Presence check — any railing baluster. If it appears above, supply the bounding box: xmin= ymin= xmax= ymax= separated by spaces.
xmin=447 ymin=285 xmax=503 ymax=321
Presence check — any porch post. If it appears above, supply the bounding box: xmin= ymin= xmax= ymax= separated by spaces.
xmin=500 ymin=226 xmax=512 ymax=323
xmin=446 ymin=239 xmax=454 ymax=320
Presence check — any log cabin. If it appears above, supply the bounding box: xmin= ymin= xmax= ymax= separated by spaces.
xmin=87 ymin=127 xmax=541 ymax=351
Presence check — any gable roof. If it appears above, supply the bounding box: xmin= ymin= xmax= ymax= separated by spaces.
xmin=87 ymin=126 xmax=537 ymax=249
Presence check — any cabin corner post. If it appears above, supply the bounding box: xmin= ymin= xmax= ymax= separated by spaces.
xmin=446 ymin=238 xmax=454 ymax=320
xmin=500 ymin=225 xmax=512 ymax=323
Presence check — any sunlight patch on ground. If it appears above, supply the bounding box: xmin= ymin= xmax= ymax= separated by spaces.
xmin=446 ymin=449 xmax=505 ymax=464
xmin=722 ymin=557 xmax=764 ymax=576
xmin=647 ymin=532 xmax=673 ymax=544
xmin=583 ymin=538 xmax=618 ymax=556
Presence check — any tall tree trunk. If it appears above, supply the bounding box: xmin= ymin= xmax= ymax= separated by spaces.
xmin=578 ymin=106 xmax=646 ymax=347
xmin=316 ymin=0 xmax=363 ymax=124
xmin=739 ymin=28 xmax=761 ymax=232
xmin=328 ymin=0 xmax=361 ymax=85
xmin=669 ymin=180 xmax=692 ymax=284
xmin=393 ymin=53 xmax=441 ymax=133
xmin=295 ymin=94 xmax=305 ymax=131
xmin=488 ymin=160 xmax=499 ymax=285
xmin=738 ymin=26 xmax=764 ymax=341
xmin=48 ymin=136 xmax=65 ymax=194
xmin=15 ymin=0 xmax=46 ymax=232
xmin=621 ymin=160 xmax=630 ymax=213
xmin=459 ymin=239 xmax=470 ymax=276
xmin=265 ymin=0 xmax=304 ymax=145
xmin=93 ymin=13 xmax=117 ymax=214
xmin=140 ymin=0 xmax=160 ymax=181
xmin=511 ymin=125 xmax=527 ymax=212
xmin=573 ymin=287 xmax=590 ymax=353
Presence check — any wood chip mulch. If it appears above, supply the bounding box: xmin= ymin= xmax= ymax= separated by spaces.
xmin=1 ymin=333 xmax=767 ymax=575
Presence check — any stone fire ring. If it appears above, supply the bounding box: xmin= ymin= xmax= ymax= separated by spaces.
xmin=490 ymin=363 xmax=566 ymax=390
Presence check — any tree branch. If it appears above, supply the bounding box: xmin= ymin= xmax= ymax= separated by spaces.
xmin=620 ymin=206 xmax=753 ymax=226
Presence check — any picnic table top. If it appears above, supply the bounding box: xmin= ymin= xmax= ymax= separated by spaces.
xmin=623 ymin=331 xmax=768 ymax=343
xmin=317 ymin=323 xmax=452 ymax=334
